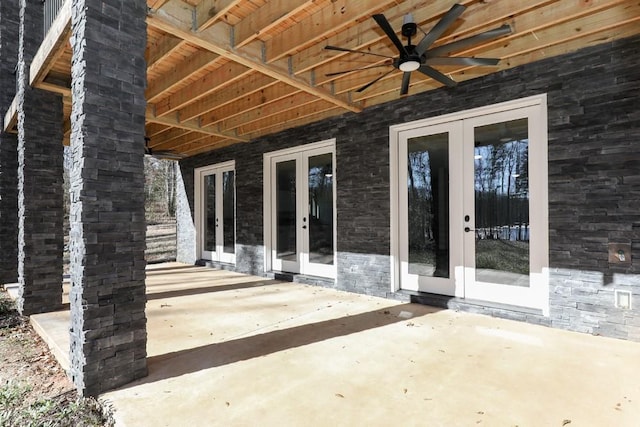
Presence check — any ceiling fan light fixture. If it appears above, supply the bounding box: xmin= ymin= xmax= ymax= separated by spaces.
xmin=399 ymin=58 xmax=420 ymax=72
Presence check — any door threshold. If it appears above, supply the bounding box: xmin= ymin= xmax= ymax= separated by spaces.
xmin=395 ymin=290 xmax=544 ymax=316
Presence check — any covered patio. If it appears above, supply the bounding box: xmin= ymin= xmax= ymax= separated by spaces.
xmin=30 ymin=263 xmax=640 ymax=426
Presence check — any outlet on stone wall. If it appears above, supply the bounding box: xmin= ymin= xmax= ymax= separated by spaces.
xmin=608 ymin=243 xmax=631 ymax=266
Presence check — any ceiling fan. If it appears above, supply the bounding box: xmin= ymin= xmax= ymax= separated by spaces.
xmin=144 ymin=137 xmax=184 ymax=161
xmin=324 ymin=3 xmax=512 ymax=95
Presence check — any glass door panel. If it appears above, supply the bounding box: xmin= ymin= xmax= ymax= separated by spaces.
xmin=407 ymin=133 xmax=450 ymax=278
xmin=399 ymin=123 xmax=463 ymax=296
xmin=204 ymin=174 xmax=216 ymax=257
xmin=275 ymin=159 xmax=298 ymax=265
xmin=197 ymin=162 xmax=236 ymax=264
xmin=473 ymin=119 xmax=530 ymax=287
xmin=269 ymin=145 xmax=336 ymax=278
xmin=307 ymin=153 xmax=334 ymax=266
xmin=222 ymin=170 xmax=235 ymax=255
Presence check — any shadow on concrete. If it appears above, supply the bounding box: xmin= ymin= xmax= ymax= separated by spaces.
xmin=145 ymin=266 xmax=216 ymax=275
xmin=132 ymin=303 xmax=440 ymax=387
xmin=146 ymin=279 xmax=282 ymax=301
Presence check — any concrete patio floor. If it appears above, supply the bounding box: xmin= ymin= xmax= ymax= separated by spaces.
xmin=31 ymin=262 xmax=640 ymax=426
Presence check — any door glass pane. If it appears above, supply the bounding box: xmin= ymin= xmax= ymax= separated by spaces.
xmin=222 ymin=171 xmax=235 ymax=254
xmin=276 ymin=160 xmax=297 ymax=262
xmin=204 ymin=174 xmax=216 ymax=252
xmin=407 ymin=133 xmax=450 ymax=278
xmin=474 ymin=119 xmax=530 ymax=286
xmin=308 ymin=153 xmax=334 ymax=265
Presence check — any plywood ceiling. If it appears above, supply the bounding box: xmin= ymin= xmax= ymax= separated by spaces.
xmin=26 ymin=0 xmax=640 ymax=157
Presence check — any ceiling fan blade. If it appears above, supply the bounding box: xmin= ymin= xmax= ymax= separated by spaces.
xmin=417 ymin=65 xmax=457 ymax=87
xmin=424 ymin=57 xmax=500 ymax=66
xmin=415 ymin=3 xmax=466 ymax=56
xmin=400 ymin=72 xmax=411 ymax=95
xmin=356 ymin=68 xmax=395 ymax=93
xmin=324 ymin=45 xmax=395 ymax=59
xmin=325 ymin=63 xmax=392 ymax=77
xmin=372 ymin=14 xmax=408 ymax=56
xmin=426 ymin=24 xmax=512 ymax=57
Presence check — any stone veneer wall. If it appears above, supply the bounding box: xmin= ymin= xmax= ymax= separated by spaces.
xmin=0 ymin=1 xmax=19 ymax=286
xmin=15 ymin=0 xmax=64 ymax=315
xmin=68 ymin=0 xmax=148 ymax=396
xmin=178 ymin=35 xmax=640 ymax=341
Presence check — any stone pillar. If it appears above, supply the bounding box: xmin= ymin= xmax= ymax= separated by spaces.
xmin=16 ymin=0 xmax=65 ymax=315
xmin=68 ymin=0 xmax=148 ymax=396
xmin=0 ymin=1 xmax=20 ymax=286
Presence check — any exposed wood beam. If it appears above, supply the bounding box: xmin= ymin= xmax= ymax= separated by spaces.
xmin=291 ymin=0 xmax=480 ymax=74
xmin=147 ymin=34 xmax=184 ymax=71
xmin=147 ymin=50 xmax=219 ymax=102
xmin=152 ymin=131 xmax=209 ymax=150
xmin=154 ymin=61 xmax=252 ymax=117
xmin=179 ymin=136 xmax=238 ymax=157
xmin=200 ymin=83 xmax=299 ymax=127
xmin=264 ymin=0 xmax=395 ymax=63
xmin=359 ymin=16 xmax=640 ymax=107
xmin=244 ymin=108 xmax=343 ymax=142
xmin=233 ymin=0 xmax=312 ymax=48
xmin=196 ymin=0 xmax=241 ymax=31
xmin=3 ymin=95 xmax=18 ymax=133
xmin=146 ymin=109 xmax=248 ymax=142
xmin=146 ymin=123 xmax=170 ymax=138
xmin=29 ymin=0 xmax=71 ymax=87
xmin=236 ymin=99 xmax=336 ymax=135
xmin=177 ymin=73 xmax=275 ymax=122
xmin=148 ymin=128 xmax=192 ymax=148
xmin=219 ymin=91 xmax=319 ymax=131
xmin=148 ymin=0 xmax=172 ymax=10
xmin=147 ymin=3 xmax=362 ymax=113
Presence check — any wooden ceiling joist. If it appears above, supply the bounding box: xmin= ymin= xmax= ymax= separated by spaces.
xmin=18 ymin=0 xmax=640 ymax=157
xmin=147 ymin=3 xmax=363 ymax=113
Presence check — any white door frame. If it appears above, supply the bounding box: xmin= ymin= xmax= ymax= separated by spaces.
xmin=263 ymin=139 xmax=337 ymax=278
xmin=390 ymin=94 xmax=549 ymax=314
xmin=194 ymin=160 xmax=236 ymax=264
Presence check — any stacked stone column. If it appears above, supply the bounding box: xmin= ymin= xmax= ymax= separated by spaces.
xmin=0 ymin=1 xmax=19 ymax=286
xmin=16 ymin=0 xmax=64 ymax=315
xmin=68 ymin=0 xmax=148 ymax=396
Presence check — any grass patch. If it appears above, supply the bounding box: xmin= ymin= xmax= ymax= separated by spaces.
xmin=0 ymin=381 xmax=113 ymax=427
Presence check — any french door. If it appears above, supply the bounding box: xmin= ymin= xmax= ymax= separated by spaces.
xmin=395 ymin=97 xmax=548 ymax=310
xmin=266 ymin=142 xmax=336 ymax=278
xmin=196 ymin=161 xmax=235 ymax=264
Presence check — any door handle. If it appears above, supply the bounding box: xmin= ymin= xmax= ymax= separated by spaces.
xmin=464 ymin=227 xmax=475 ymax=232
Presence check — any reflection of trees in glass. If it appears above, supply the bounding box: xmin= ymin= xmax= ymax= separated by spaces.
xmin=308 ymin=154 xmax=333 ymax=262
xmin=474 ymin=139 xmax=529 ymax=242
xmin=222 ymin=171 xmax=235 ymax=254
xmin=474 ymin=122 xmax=530 ymax=277
xmin=205 ymin=175 xmax=216 ymax=251
xmin=407 ymin=136 xmax=449 ymax=278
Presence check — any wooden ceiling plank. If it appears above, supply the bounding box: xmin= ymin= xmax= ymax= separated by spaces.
xmin=357 ymin=15 xmax=640 ymax=106
xmin=236 ymin=99 xmax=336 ymax=135
xmin=200 ymin=83 xmax=300 ymax=127
xmin=146 ymin=109 xmax=248 ymax=142
xmin=147 ymin=50 xmax=219 ymax=101
xmin=29 ymin=0 xmax=71 ymax=87
xmin=147 ymin=3 xmax=362 ymax=113
xmin=291 ymin=0 xmax=516 ymax=74
xmin=196 ymin=0 xmax=241 ymax=31
xmin=219 ymin=91 xmax=319 ymax=131
xmin=178 ymin=73 xmax=276 ymax=122
xmin=331 ymin=0 xmax=631 ymax=96
xmin=146 ymin=123 xmax=170 ymax=138
xmin=148 ymin=0 xmax=172 ymax=10
xmin=148 ymin=128 xmax=192 ymax=148
xmin=153 ymin=131 xmax=210 ymax=151
xmin=180 ymin=137 xmax=238 ymax=157
xmin=243 ymin=107 xmax=343 ymax=140
xmin=147 ymin=34 xmax=184 ymax=71
xmin=265 ymin=0 xmax=396 ymax=63
xmin=233 ymin=0 xmax=312 ymax=48
xmin=153 ymin=62 xmax=252 ymax=117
